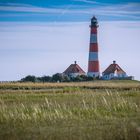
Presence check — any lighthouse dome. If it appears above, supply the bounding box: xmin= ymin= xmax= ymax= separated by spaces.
xmin=91 ymin=16 xmax=98 ymax=27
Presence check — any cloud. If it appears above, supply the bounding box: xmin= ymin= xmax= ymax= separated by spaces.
xmin=0 ymin=2 xmax=140 ymax=21
xmin=0 ymin=4 xmax=63 ymax=14
xmin=73 ymin=0 xmax=99 ymax=4
xmin=0 ymin=2 xmax=32 ymax=7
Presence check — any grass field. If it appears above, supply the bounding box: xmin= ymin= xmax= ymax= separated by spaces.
xmin=0 ymin=80 xmax=140 ymax=140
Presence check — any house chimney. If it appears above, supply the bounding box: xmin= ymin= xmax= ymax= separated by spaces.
xmin=74 ymin=61 xmax=77 ymax=64
xmin=113 ymin=61 xmax=116 ymax=64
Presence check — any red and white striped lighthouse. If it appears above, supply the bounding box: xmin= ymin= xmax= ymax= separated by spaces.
xmin=87 ymin=16 xmax=100 ymax=78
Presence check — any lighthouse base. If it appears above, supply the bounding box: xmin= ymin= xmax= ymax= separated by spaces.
xmin=87 ymin=72 xmax=100 ymax=78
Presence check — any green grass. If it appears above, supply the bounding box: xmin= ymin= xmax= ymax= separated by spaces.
xmin=0 ymin=81 xmax=140 ymax=140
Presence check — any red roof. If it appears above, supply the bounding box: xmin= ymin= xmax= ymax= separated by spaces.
xmin=63 ymin=62 xmax=85 ymax=75
xmin=103 ymin=61 xmax=126 ymax=75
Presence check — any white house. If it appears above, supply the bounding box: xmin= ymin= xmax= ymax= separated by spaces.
xmin=63 ymin=61 xmax=86 ymax=78
xmin=102 ymin=61 xmax=128 ymax=80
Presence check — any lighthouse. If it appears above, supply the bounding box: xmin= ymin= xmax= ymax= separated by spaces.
xmin=87 ymin=16 xmax=100 ymax=78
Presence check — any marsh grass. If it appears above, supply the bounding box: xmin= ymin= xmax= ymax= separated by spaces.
xmin=0 ymin=80 xmax=140 ymax=90
xmin=0 ymin=81 xmax=140 ymax=140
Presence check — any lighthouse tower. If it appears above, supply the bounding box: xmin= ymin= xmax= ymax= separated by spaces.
xmin=87 ymin=16 xmax=100 ymax=78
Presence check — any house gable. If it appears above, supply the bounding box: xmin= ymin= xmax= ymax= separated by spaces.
xmin=63 ymin=61 xmax=85 ymax=77
xmin=102 ymin=61 xmax=127 ymax=80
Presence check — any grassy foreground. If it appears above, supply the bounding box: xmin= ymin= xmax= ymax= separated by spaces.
xmin=0 ymin=80 xmax=140 ymax=140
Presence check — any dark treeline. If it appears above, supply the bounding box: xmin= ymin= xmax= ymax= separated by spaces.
xmin=21 ymin=73 xmax=95 ymax=83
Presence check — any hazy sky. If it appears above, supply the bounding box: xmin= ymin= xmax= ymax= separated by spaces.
xmin=0 ymin=0 xmax=140 ymax=81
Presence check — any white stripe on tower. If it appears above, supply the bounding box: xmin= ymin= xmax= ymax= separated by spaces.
xmin=89 ymin=52 xmax=98 ymax=61
xmin=90 ymin=34 xmax=97 ymax=43
xmin=87 ymin=16 xmax=100 ymax=78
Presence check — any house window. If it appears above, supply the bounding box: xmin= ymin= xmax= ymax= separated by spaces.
xmin=110 ymin=73 xmax=113 ymax=78
xmin=114 ymin=70 xmax=118 ymax=77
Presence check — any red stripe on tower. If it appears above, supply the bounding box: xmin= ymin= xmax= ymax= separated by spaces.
xmin=90 ymin=44 xmax=98 ymax=52
xmin=87 ymin=16 xmax=100 ymax=78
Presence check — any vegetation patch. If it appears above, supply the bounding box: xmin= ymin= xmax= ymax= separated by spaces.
xmin=0 ymin=81 xmax=140 ymax=140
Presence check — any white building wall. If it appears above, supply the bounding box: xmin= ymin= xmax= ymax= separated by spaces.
xmin=102 ymin=72 xmax=127 ymax=80
xmin=87 ymin=72 xmax=100 ymax=78
xmin=69 ymin=73 xmax=85 ymax=78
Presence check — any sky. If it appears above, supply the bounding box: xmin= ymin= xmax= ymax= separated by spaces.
xmin=0 ymin=0 xmax=140 ymax=81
